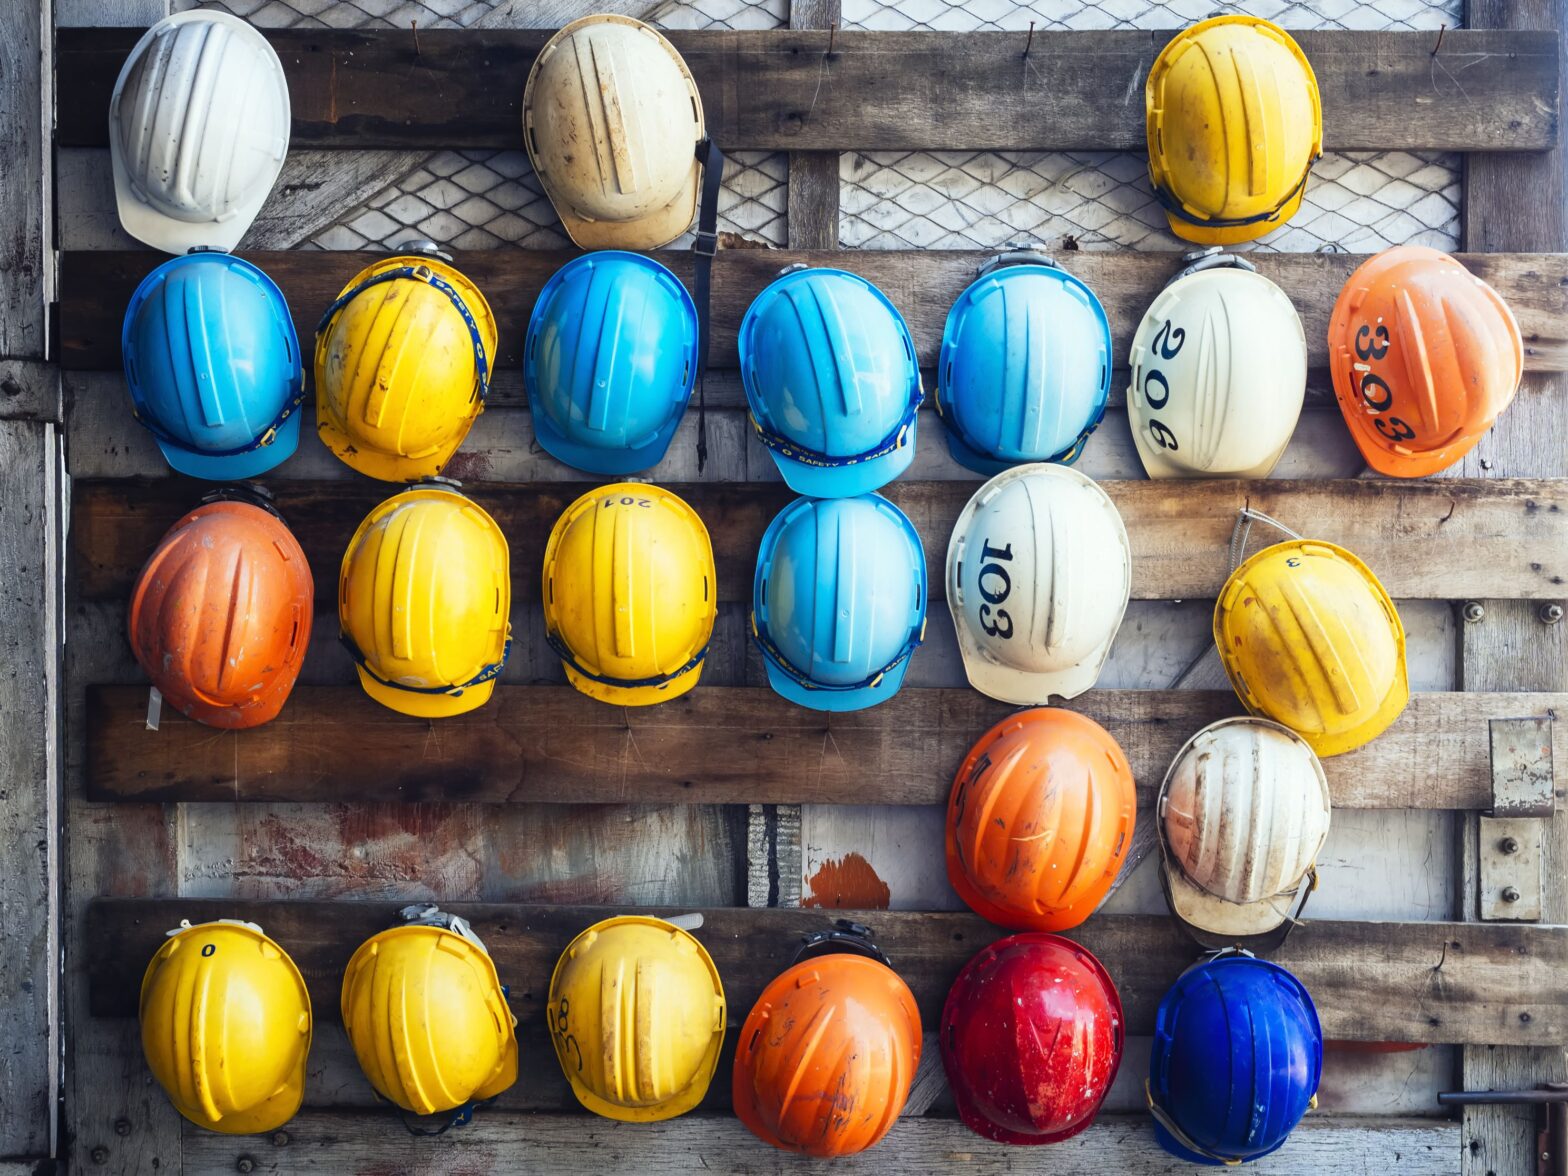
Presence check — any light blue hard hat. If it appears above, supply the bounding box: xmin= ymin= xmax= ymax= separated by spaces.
xmin=1147 ymin=951 xmax=1323 ymax=1166
xmin=525 ymin=251 xmax=698 ymax=475
xmin=751 ymin=494 xmax=927 ymax=712
xmin=936 ymin=250 xmax=1110 ymax=475
xmin=739 ymin=266 xmax=922 ymax=498
xmin=121 ymin=252 xmax=303 ymax=480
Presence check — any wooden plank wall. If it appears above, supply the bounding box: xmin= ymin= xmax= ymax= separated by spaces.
xmin=1459 ymin=1 xmax=1568 ymax=1171
xmin=0 ymin=0 xmax=59 ymax=1166
xmin=50 ymin=3 xmax=1568 ymax=1174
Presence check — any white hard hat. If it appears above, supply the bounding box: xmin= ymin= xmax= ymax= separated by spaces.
xmin=523 ymin=14 xmax=705 ymax=251
xmin=1158 ymin=717 xmax=1331 ymax=944
xmin=109 ymin=10 xmax=290 ymax=254
xmin=1128 ymin=253 xmax=1307 ymax=479
xmin=945 ymin=464 xmax=1130 ymax=704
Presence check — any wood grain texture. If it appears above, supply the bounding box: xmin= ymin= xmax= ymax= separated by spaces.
xmin=0 ymin=422 xmax=61 ymax=1159
xmin=70 ymin=476 xmax=1568 ymax=604
xmin=85 ymin=684 xmax=1567 ymax=811
xmin=57 ymin=248 xmax=1568 ymax=373
xmin=55 ymin=28 xmax=1559 ymax=152
xmin=0 ymin=0 xmax=48 ymax=359
xmin=178 ymin=1112 xmax=1456 ymax=1174
xmin=0 ymin=359 xmax=60 ymax=422
xmin=86 ymin=898 xmax=1568 ymax=1046
xmin=1458 ymin=2 xmax=1568 ymax=1171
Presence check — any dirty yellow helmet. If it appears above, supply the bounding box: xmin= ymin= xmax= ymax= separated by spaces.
xmin=548 ymin=915 xmax=726 ymax=1122
xmin=315 ymin=248 xmax=497 ymax=481
xmin=341 ymin=906 xmax=518 ymax=1119
xmin=1215 ymin=538 xmax=1408 ymax=757
xmin=339 ymin=483 xmax=511 ymax=718
xmin=1146 ymin=16 xmax=1322 ymax=245
xmin=139 ymin=919 xmax=311 ymax=1135
xmin=542 ymin=483 xmax=716 ymax=706
xmin=523 ymin=15 xmax=707 ymax=251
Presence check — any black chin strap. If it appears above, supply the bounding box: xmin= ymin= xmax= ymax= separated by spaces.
xmin=692 ymin=139 xmax=725 ymax=473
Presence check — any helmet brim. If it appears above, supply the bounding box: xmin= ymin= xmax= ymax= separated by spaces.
xmin=530 ymin=413 xmax=682 ymax=478
xmin=956 ymin=644 xmax=1109 ymax=706
xmin=762 ymin=655 xmax=912 ymax=713
xmin=154 ymin=412 xmax=302 ymax=482
xmin=767 ymin=436 xmax=916 ymax=499
xmin=1131 ymin=411 xmax=1288 ymax=481
xmin=1161 ymin=860 xmax=1295 ymax=939
xmin=552 ymin=167 xmax=701 ymax=254
xmin=316 ymin=412 xmax=467 ymax=484
xmin=354 ymin=665 xmax=497 ymax=719
xmin=1163 ymin=185 xmax=1310 ymax=248
xmin=562 ymin=660 xmax=704 ymax=708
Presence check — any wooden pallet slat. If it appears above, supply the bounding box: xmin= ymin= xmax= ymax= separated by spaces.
xmin=85 ymin=684 xmax=1568 ymax=811
xmin=54 ymin=28 xmax=1559 ymax=153
xmin=57 ymin=249 xmax=1568 ymax=374
xmin=87 ymin=899 xmax=1568 ymax=1047
xmin=72 ymin=477 xmax=1568 ymax=604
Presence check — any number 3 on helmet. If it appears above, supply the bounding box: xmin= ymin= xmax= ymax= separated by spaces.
xmin=1327 ymin=246 xmax=1522 ymax=478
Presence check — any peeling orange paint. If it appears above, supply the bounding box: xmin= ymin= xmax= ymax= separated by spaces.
xmin=802 ymin=852 xmax=891 ymax=910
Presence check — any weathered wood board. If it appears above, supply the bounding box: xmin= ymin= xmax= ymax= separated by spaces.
xmin=58 ymin=249 xmax=1568 ymax=373
xmin=86 ymin=684 xmax=1567 ymax=811
xmin=55 ymin=28 xmax=1559 ymax=153
xmin=172 ymin=1112 xmax=1457 ymax=1175
xmin=88 ymin=899 xmax=1568 ymax=1047
xmin=71 ymin=476 xmax=1568 ymax=604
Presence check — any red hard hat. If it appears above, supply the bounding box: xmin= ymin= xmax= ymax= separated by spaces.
xmin=940 ymin=933 xmax=1124 ymax=1145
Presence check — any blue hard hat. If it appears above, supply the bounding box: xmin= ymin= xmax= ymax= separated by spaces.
xmin=739 ymin=267 xmax=922 ymax=498
xmin=936 ymin=252 xmax=1110 ymax=476
xmin=751 ymin=494 xmax=926 ymax=712
xmin=1147 ymin=952 xmax=1323 ymax=1166
xmin=525 ymin=251 xmax=698 ymax=475
xmin=121 ymin=252 xmax=303 ymax=480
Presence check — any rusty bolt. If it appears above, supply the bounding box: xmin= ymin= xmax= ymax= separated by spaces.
xmin=237 ymin=1157 xmax=255 ymax=1174
xmin=1502 ymin=886 xmax=1522 ymax=904
xmin=271 ymin=1131 xmax=290 ymax=1148
xmin=1500 ymin=837 xmax=1520 ymax=855
xmin=114 ymin=1119 xmax=132 ymax=1137
xmin=1462 ymin=601 xmax=1485 ymax=623
xmin=90 ymin=1147 xmax=109 ymax=1165
xmin=1540 ymin=603 xmax=1564 ymax=625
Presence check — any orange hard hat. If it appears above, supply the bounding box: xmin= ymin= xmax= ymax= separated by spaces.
xmin=1328 ymin=245 xmax=1522 ymax=478
xmin=946 ymin=708 xmax=1136 ymax=932
xmin=733 ymin=928 xmax=921 ymax=1157
xmin=129 ymin=494 xmax=313 ymax=728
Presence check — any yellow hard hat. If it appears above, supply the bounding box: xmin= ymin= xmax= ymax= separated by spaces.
xmin=523 ymin=15 xmax=706 ymax=251
xmin=1146 ymin=16 xmax=1322 ymax=245
xmin=340 ymin=909 xmax=518 ymax=1118
xmin=315 ymin=252 xmax=497 ymax=482
xmin=139 ymin=920 xmax=311 ymax=1135
xmin=542 ymin=484 xmax=716 ymax=706
xmin=548 ymin=915 xmax=726 ymax=1122
xmin=339 ymin=484 xmax=511 ymax=718
xmin=1215 ymin=539 xmax=1408 ymax=757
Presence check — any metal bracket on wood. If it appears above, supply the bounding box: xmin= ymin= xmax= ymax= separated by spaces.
xmin=1440 ymin=1086 xmax=1568 ymax=1176
xmin=1479 ymin=718 xmax=1556 ymax=922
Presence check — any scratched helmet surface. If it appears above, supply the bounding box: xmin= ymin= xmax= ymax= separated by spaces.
xmin=1214 ymin=539 xmax=1408 ymax=757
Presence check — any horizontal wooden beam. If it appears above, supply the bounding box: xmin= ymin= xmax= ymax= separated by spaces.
xmin=73 ymin=477 xmax=1568 ymax=604
xmin=58 ymin=249 xmax=1568 ymax=374
xmin=177 ymin=1112 xmax=1457 ymax=1174
xmin=86 ymin=685 xmax=1567 ymax=811
xmin=56 ymin=28 xmax=1558 ymax=152
xmin=86 ymin=899 xmax=1568 ymax=1046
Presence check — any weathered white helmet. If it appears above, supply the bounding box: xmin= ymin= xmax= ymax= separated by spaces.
xmin=1128 ymin=252 xmax=1306 ymax=479
xmin=523 ymin=14 xmax=706 ymax=251
xmin=945 ymin=464 xmax=1130 ymax=704
xmin=1158 ymin=717 xmax=1331 ymax=946
xmin=109 ymin=11 xmax=290 ymax=254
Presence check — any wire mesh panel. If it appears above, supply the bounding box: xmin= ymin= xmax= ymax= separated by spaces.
xmin=840 ymin=0 xmax=1463 ymax=251
xmin=183 ymin=0 xmax=1462 ymax=255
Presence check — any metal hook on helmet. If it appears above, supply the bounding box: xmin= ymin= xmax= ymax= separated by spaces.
xmin=776 ymin=262 xmax=811 ymax=278
xmin=977 ymin=242 xmax=1059 ymax=279
xmin=1227 ymin=507 xmax=1304 ymax=574
xmin=199 ymin=483 xmax=285 ymax=521
xmin=793 ymin=919 xmax=891 ymax=967
xmin=396 ymin=237 xmax=455 ymax=263
xmin=1170 ymin=246 xmax=1257 ymax=285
